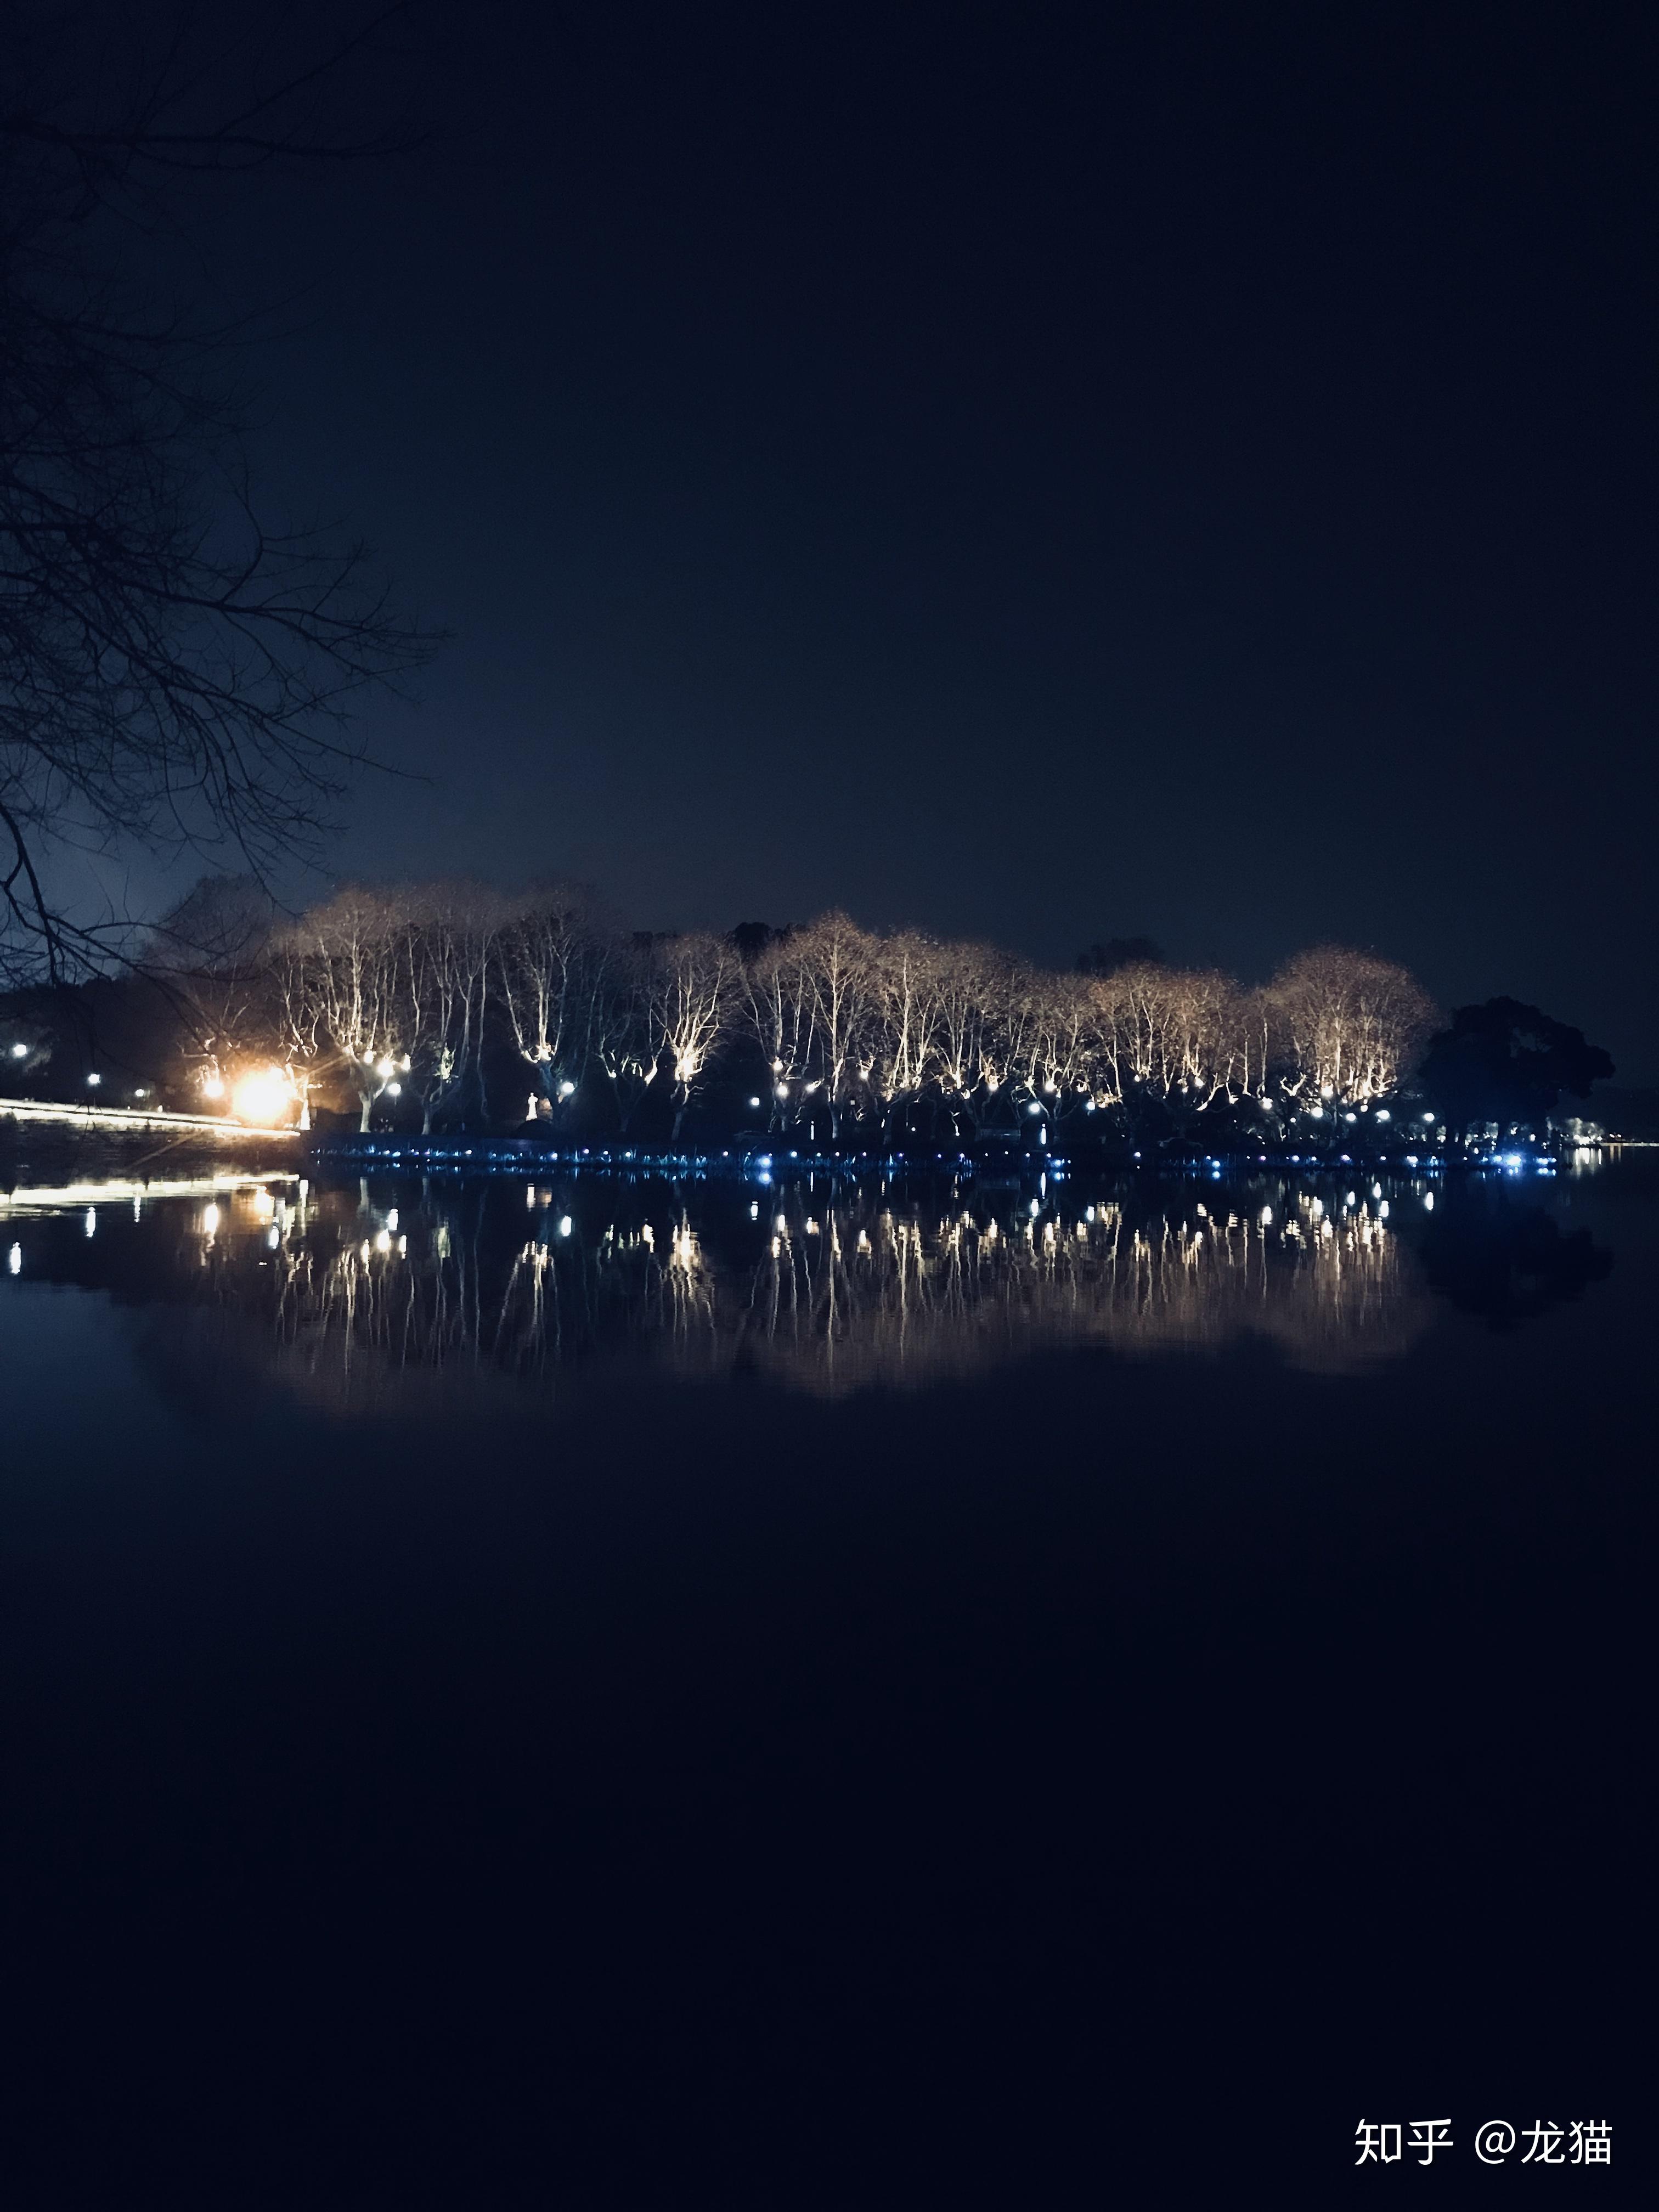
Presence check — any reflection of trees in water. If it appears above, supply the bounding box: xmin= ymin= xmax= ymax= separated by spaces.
xmin=230 ymin=1181 xmax=1430 ymax=1401
xmin=741 ymin=1193 xmax=1425 ymax=1389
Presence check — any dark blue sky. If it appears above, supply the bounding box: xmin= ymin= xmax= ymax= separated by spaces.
xmin=149 ymin=2 xmax=1657 ymax=1074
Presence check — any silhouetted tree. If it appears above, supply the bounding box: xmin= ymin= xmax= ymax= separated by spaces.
xmin=140 ymin=872 xmax=278 ymax=1097
xmin=1077 ymin=936 xmax=1164 ymax=976
xmin=1418 ymin=999 xmax=1615 ymax=1133
xmin=0 ymin=7 xmax=434 ymax=981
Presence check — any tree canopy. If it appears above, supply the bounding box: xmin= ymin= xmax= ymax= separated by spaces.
xmin=1418 ymin=998 xmax=1615 ymax=1131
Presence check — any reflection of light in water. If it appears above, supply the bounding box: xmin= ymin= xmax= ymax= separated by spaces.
xmin=0 ymin=1174 xmax=298 ymax=1217
xmin=26 ymin=1179 xmax=1447 ymax=1409
xmin=244 ymin=1184 xmax=1431 ymax=1403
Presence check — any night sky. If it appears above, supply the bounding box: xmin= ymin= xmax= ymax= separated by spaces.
xmin=146 ymin=3 xmax=1656 ymax=1075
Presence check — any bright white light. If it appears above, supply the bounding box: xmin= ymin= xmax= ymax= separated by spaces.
xmin=775 ymin=1085 xmax=789 ymax=1100
xmin=1260 ymin=1206 xmax=1273 ymax=1227
xmin=374 ymin=1229 xmax=391 ymax=1254
xmin=749 ymin=1200 xmax=759 ymax=1220
xmin=558 ymin=1081 xmax=575 ymax=1098
xmin=386 ymin=1081 xmax=402 ymax=1097
xmin=1378 ymin=1200 xmax=1390 ymax=1218
xmin=1344 ymin=1112 xmax=1357 ymax=1123
xmin=1308 ymin=1105 xmax=1323 ymax=1118
xmin=201 ymin=1073 xmax=224 ymax=1099
xmin=84 ymin=1208 xmax=96 ymax=1237
xmin=1423 ymin=1112 xmax=1436 ymax=1123
xmin=375 ymin=1057 xmax=394 ymax=1080
xmin=1423 ymin=1193 xmax=1434 ymax=1210
xmin=9 ymin=1042 xmax=26 ymax=1059
xmin=7 ymin=1243 xmax=20 ymax=1275
xmin=1029 ymin=1199 xmax=1040 ymax=1217
xmin=386 ymin=1210 xmax=399 ymax=1232
xmin=1375 ymin=1109 xmax=1390 ymax=1122
xmin=749 ymin=1097 xmax=761 ymax=1109
xmin=231 ymin=1069 xmax=289 ymax=1125
xmin=133 ymin=1088 xmax=147 ymax=1100
xmin=86 ymin=1072 xmax=101 ymax=1087
xmin=558 ymin=1215 xmax=572 ymax=1238
xmin=202 ymin=1204 xmax=220 ymax=1234
xmin=267 ymin=1226 xmax=281 ymax=1249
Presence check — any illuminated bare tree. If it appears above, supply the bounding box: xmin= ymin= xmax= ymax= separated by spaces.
xmin=285 ymin=886 xmax=409 ymax=1131
xmin=270 ymin=932 xmax=325 ymax=1129
xmin=398 ymin=882 xmax=503 ymax=1133
xmin=929 ymin=938 xmax=995 ymax=1130
xmin=741 ymin=929 xmax=817 ymax=1130
xmin=1264 ymin=946 xmax=1437 ymax=1104
xmin=868 ymin=930 xmax=944 ymax=1139
xmin=495 ymin=887 xmax=614 ymax=1116
xmin=589 ymin=934 xmax=660 ymax=1133
xmin=794 ymin=911 xmax=878 ymax=1141
xmin=645 ymin=932 xmax=741 ymax=1143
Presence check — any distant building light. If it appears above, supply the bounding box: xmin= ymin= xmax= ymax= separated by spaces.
xmin=7 ymin=1243 xmax=20 ymax=1275
xmin=748 ymin=1097 xmax=761 ymax=1109
xmin=9 ymin=1042 xmax=26 ymax=1059
xmin=86 ymin=1072 xmax=101 ymax=1087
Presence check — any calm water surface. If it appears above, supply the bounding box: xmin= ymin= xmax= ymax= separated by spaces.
xmin=2 ymin=1158 xmax=1649 ymax=2201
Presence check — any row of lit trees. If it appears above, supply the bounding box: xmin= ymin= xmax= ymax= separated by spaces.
xmin=142 ymin=877 xmax=1441 ymax=1139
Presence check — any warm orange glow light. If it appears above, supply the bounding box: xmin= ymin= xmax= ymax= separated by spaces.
xmin=230 ymin=1068 xmax=291 ymax=1125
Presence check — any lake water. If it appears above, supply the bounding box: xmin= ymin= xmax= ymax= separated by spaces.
xmin=2 ymin=1156 xmax=1647 ymax=2200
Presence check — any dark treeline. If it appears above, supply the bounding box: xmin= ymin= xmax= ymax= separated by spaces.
xmin=0 ymin=876 xmax=1616 ymax=1153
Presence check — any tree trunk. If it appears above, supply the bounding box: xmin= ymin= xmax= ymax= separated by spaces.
xmin=358 ymin=1092 xmax=373 ymax=1133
